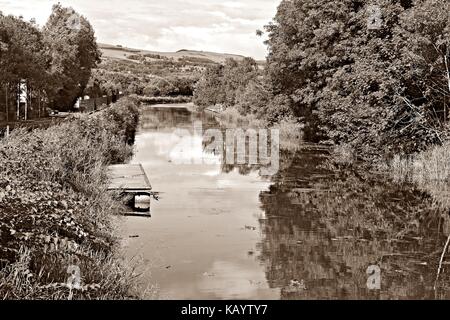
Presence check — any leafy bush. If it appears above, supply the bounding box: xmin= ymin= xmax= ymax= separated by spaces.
xmin=265 ymin=0 xmax=450 ymax=158
xmin=88 ymin=60 xmax=199 ymax=98
xmin=0 ymin=97 xmax=142 ymax=299
xmin=193 ymin=58 xmax=259 ymax=108
xmin=138 ymin=95 xmax=192 ymax=104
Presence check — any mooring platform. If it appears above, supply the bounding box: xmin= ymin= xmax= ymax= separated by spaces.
xmin=107 ymin=164 xmax=152 ymax=192
xmin=107 ymin=164 xmax=153 ymax=216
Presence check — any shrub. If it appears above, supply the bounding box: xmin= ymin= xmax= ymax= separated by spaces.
xmin=265 ymin=0 xmax=450 ymax=158
xmin=138 ymin=95 xmax=192 ymax=104
xmin=0 ymin=97 xmax=142 ymax=299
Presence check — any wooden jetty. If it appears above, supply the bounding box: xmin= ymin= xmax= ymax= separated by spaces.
xmin=107 ymin=164 xmax=153 ymax=217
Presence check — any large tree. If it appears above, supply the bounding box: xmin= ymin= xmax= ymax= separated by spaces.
xmin=265 ymin=0 xmax=449 ymax=156
xmin=0 ymin=13 xmax=48 ymax=120
xmin=193 ymin=64 xmax=226 ymax=107
xmin=43 ymin=4 xmax=101 ymax=111
xmin=193 ymin=58 xmax=260 ymax=109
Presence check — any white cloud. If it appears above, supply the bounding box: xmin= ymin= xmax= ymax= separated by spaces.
xmin=0 ymin=0 xmax=279 ymax=59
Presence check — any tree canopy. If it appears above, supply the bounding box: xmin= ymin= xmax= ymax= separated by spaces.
xmin=43 ymin=4 xmax=101 ymax=111
xmin=0 ymin=4 xmax=101 ymax=115
xmin=265 ymin=0 xmax=449 ymax=156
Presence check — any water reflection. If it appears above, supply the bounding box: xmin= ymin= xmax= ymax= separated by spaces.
xmin=122 ymin=105 xmax=278 ymax=299
xmin=258 ymin=147 xmax=450 ymax=299
xmin=124 ymin=104 xmax=450 ymax=300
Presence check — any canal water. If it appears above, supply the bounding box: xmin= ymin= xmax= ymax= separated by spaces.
xmin=121 ymin=103 xmax=450 ymax=300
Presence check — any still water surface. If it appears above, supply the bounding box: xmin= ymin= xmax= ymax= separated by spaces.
xmin=122 ymin=104 xmax=450 ymax=300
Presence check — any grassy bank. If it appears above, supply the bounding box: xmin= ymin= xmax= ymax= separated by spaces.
xmin=388 ymin=142 xmax=450 ymax=210
xmin=138 ymin=95 xmax=192 ymax=105
xmin=203 ymin=106 xmax=304 ymax=152
xmin=0 ymin=97 xmax=141 ymax=299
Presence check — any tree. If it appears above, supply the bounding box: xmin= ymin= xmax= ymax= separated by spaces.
xmin=265 ymin=0 xmax=449 ymax=157
xmin=222 ymin=57 xmax=258 ymax=106
xmin=193 ymin=58 xmax=259 ymax=109
xmin=193 ymin=64 xmax=226 ymax=107
xmin=43 ymin=4 xmax=101 ymax=111
xmin=394 ymin=0 xmax=450 ymax=151
xmin=0 ymin=13 xmax=48 ymax=120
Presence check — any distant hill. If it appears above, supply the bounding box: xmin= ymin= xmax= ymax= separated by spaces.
xmin=89 ymin=43 xmax=266 ymax=99
xmin=98 ymin=43 xmax=260 ymax=64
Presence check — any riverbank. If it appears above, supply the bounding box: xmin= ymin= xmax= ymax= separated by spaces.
xmin=387 ymin=143 xmax=450 ymax=209
xmin=122 ymin=103 xmax=450 ymax=298
xmin=0 ymin=118 xmax=66 ymax=139
xmin=0 ymin=96 xmax=142 ymax=299
xmin=200 ymin=105 xmax=304 ymax=152
xmin=138 ymin=95 xmax=192 ymax=105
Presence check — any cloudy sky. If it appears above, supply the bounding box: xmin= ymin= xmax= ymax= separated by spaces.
xmin=0 ymin=0 xmax=280 ymax=59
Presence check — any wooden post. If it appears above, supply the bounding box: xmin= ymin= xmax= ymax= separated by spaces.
xmin=24 ymin=88 xmax=28 ymax=121
xmin=16 ymin=83 xmax=20 ymax=121
xmin=27 ymin=86 xmax=31 ymax=121
xmin=6 ymin=125 xmax=9 ymax=138
xmin=5 ymin=84 xmax=8 ymax=123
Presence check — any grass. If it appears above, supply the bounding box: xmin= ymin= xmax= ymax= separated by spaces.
xmin=138 ymin=96 xmax=192 ymax=105
xmin=273 ymin=118 xmax=304 ymax=152
xmin=381 ymin=140 xmax=450 ymax=292
xmin=207 ymin=106 xmax=304 ymax=152
xmin=0 ymin=96 xmax=147 ymax=299
xmin=388 ymin=141 xmax=450 ymax=209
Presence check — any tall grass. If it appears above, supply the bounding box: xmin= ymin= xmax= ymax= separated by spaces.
xmin=216 ymin=107 xmax=266 ymax=128
xmin=213 ymin=106 xmax=303 ymax=152
xmin=273 ymin=118 xmax=304 ymax=152
xmin=139 ymin=96 xmax=192 ymax=104
xmin=389 ymin=141 xmax=450 ymax=209
xmin=0 ymin=97 xmax=145 ymax=299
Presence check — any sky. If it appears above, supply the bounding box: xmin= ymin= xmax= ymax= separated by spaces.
xmin=0 ymin=0 xmax=280 ymax=59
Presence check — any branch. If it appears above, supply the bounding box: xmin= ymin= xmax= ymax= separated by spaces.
xmin=445 ymin=46 xmax=450 ymax=94
xmin=434 ymin=233 xmax=450 ymax=291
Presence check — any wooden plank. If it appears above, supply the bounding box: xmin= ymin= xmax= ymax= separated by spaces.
xmin=139 ymin=163 xmax=152 ymax=190
xmin=107 ymin=164 xmax=152 ymax=191
xmin=122 ymin=212 xmax=152 ymax=217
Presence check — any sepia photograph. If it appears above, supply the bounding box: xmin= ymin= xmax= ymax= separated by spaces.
xmin=0 ymin=0 xmax=450 ymax=307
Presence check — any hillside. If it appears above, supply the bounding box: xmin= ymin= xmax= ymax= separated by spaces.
xmin=99 ymin=43 xmax=250 ymax=64
xmin=86 ymin=43 xmax=265 ymax=100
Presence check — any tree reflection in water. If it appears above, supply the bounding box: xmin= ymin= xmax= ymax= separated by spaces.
xmin=257 ymin=145 xmax=450 ymax=299
xmin=147 ymin=106 xmax=450 ymax=299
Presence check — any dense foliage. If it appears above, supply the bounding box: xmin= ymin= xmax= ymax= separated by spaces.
xmin=194 ymin=0 xmax=449 ymax=159
xmin=265 ymin=0 xmax=450 ymax=157
xmin=86 ymin=52 xmax=209 ymax=99
xmin=0 ymin=97 xmax=140 ymax=299
xmin=0 ymin=4 xmax=100 ymax=115
xmin=43 ymin=4 xmax=101 ymax=111
xmin=193 ymin=57 xmax=293 ymax=123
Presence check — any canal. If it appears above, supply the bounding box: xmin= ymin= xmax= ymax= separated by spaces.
xmin=121 ymin=103 xmax=450 ymax=300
